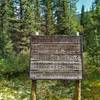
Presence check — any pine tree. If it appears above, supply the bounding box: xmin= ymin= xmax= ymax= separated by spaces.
xmin=55 ymin=0 xmax=69 ymax=34
xmin=39 ymin=0 xmax=56 ymax=35
xmin=9 ymin=0 xmax=34 ymax=53
xmin=23 ymin=0 xmax=35 ymax=33
xmin=0 ymin=1 xmax=6 ymax=33
xmin=81 ymin=0 xmax=100 ymax=54
xmin=61 ymin=0 xmax=70 ymax=34
xmin=95 ymin=0 xmax=100 ymax=33
xmin=80 ymin=5 xmax=85 ymax=27
xmin=0 ymin=0 xmax=12 ymax=57
xmin=55 ymin=0 xmax=78 ymax=35
xmin=33 ymin=0 xmax=40 ymax=33
xmin=8 ymin=0 xmax=24 ymax=53
xmin=94 ymin=0 xmax=100 ymax=53
xmin=44 ymin=0 xmax=56 ymax=35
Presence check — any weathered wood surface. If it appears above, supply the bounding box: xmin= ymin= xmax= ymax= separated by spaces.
xmin=75 ymin=80 xmax=81 ymax=100
xmin=31 ymin=80 xmax=36 ymax=100
xmin=31 ymin=36 xmax=80 ymax=43
xmin=30 ymin=35 xmax=83 ymax=80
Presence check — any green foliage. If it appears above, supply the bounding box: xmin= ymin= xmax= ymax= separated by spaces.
xmin=44 ymin=0 xmax=56 ymax=35
xmin=0 ymin=0 xmax=100 ymax=99
xmin=54 ymin=0 xmax=78 ymax=35
xmin=36 ymin=80 xmax=74 ymax=100
xmin=80 ymin=5 xmax=85 ymax=26
xmin=0 ymin=75 xmax=75 ymax=100
xmin=80 ymin=0 xmax=100 ymax=56
xmin=0 ymin=50 xmax=29 ymax=75
xmin=0 ymin=74 xmax=31 ymax=100
xmin=81 ymin=52 xmax=100 ymax=100
xmin=0 ymin=73 xmax=100 ymax=100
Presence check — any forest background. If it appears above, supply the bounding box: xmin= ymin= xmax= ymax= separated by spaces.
xmin=0 ymin=0 xmax=100 ymax=99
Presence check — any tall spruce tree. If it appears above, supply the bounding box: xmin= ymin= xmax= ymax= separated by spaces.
xmin=94 ymin=0 xmax=100 ymax=53
xmin=0 ymin=0 xmax=9 ymax=33
xmin=80 ymin=5 xmax=85 ymax=27
xmin=81 ymin=0 xmax=100 ymax=55
xmin=55 ymin=0 xmax=69 ymax=34
xmin=9 ymin=0 xmax=34 ymax=53
xmin=0 ymin=0 xmax=13 ymax=57
xmin=0 ymin=1 xmax=6 ymax=57
xmin=54 ymin=0 xmax=78 ymax=35
xmin=44 ymin=0 xmax=56 ymax=35
xmin=95 ymin=0 xmax=100 ymax=33
xmin=33 ymin=0 xmax=40 ymax=33
xmin=40 ymin=0 xmax=56 ymax=35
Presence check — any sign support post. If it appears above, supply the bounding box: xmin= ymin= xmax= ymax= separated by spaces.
xmin=31 ymin=80 xmax=36 ymax=100
xmin=75 ymin=80 xmax=81 ymax=100
xmin=75 ymin=32 xmax=81 ymax=100
xmin=31 ymin=32 xmax=39 ymax=100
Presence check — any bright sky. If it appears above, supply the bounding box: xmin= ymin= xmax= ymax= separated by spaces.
xmin=76 ymin=0 xmax=95 ymax=13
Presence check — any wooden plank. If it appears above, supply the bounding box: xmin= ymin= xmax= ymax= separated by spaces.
xmin=31 ymin=54 xmax=81 ymax=61
xmin=31 ymin=44 xmax=81 ymax=55
xmin=31 ymin=35 xmax=80 ymax=43
xmin=30 ymin=62 xmax=82 ymax=71
xmin=31 ymin=43 xmax=80 ymax=50
xmin=30 ymin=71 xmax=82 ymax=80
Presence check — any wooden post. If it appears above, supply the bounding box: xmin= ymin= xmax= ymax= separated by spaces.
xmin=31 ymin=31 xmax=39 ymax=100
xmin=31 ymin=80 xmax=36 ymax=100
xmin=75 ymin=80 xmax=81 ymax=100
xmin=75 ymin=32 xmax=81 ymax=100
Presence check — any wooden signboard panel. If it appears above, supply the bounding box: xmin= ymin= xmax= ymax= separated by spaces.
xmin=30 ymin=35 xmax=83 ymax=80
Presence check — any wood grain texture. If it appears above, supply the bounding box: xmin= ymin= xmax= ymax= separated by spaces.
xmin=30 ymin=35 xmax=83 ymax=80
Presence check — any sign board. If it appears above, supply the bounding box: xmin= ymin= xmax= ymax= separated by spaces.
xmin=30 ymin=35 xmax=83 ymax=80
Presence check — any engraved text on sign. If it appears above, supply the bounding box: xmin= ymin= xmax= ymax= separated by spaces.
xmin=30 ymin=36 xmax=83 ymax=80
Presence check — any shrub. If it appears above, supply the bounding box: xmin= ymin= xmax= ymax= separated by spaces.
xmin=0 ymin=50 xmax=29 ymax=75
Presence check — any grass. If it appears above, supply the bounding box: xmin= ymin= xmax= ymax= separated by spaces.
xmin=0 ymin=72 xmax=100 ymax=100
xmin=0 ymin=74 xmax=31 ymax=100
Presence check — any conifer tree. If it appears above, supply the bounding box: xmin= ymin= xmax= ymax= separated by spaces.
xmin=34 ymin=0 xmax=40 ymax=32
xmin=55 ymin=0 xmax=78 ymax=34
xmin=44 ymin=0 xmax=56 ymax=35
xmin=9 ymin=0 xmax=34 ymax=53
xmin=80 ymin=5 xmax=85 ymax=27
xmin=0 ymin=0 xmax=12 ymax=57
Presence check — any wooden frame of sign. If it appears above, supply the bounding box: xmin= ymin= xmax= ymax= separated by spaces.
xmin=29 ymin=35 xmax=83 ymax=100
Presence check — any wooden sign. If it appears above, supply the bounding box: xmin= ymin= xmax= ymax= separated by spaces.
xmin=30 ymin=35 xmax=83 ymax=80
